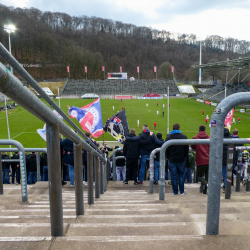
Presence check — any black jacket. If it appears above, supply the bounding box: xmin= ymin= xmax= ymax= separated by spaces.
xmin=40 ymin=153 xmax=48 ymax=166
xmin=1 ymin=154 xmax=10 ymax=170
xmin=116 ymin=150 xmax=125 ymax=166
xmin=126 ymin=131 xmax=155 ymax=155
xmin=154 ymin=137 xmax=165 ymax=161
xmin=26 ymin=153 xmax=37 ymax=172
xmin=165 ymin=132 xmax=189 ymax=163
xmin=223 ymin=128 xmax=233 ymax=165
xmin=11 ymin=153 xmax=19 ymax=169
xmin=232 ymin=135 xmax=243 ymax=166
xmin=60 ymin=138 xmax=74 ymax=166
xmin=123 ymin=133 xmax=140 ymax=159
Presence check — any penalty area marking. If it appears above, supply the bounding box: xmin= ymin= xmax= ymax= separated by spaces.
xmin=11 ymin=132 xmax=38 ymax=139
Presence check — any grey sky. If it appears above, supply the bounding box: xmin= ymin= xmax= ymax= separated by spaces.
xmin=2 ymin=0 xmax=250 ymax=41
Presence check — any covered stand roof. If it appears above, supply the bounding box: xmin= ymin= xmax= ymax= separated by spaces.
xmin=192 ymin=57 xmax=250 ymax=71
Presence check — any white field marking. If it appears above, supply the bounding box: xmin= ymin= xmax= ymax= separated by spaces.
xmin=0 ymin=110 xmax=27 ymax=120
xmin=72 ymin=222 xmax=187 ymax=228
xmin=0 ymin=215 xmax=76 ymax=219
xmin=0 ymin=237 xmax=52 ymax=242
xmin=11 ymin=132 xmax=37 ymax=139
xmin=0 ymin=223 xmax=68 ymax=227
xmin=56 ymin=235 xmax=203 ymax=242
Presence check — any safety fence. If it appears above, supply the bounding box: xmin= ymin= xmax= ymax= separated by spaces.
xmin=0 ymin=42 xmax=107 ymax=237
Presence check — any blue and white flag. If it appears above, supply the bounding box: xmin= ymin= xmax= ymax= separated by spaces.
xmin=68 ymin=98 xmax=103 ymax=138
xmin=37 ymin=110 xmax=63 ymax=141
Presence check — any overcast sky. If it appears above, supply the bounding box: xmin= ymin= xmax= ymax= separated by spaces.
xmin=2 ymin=0 xmax=250 ymax=41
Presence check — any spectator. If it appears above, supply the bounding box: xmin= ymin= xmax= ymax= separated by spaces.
xmin=60 ymin=138 xmax=74 ymax=186
xmin=123 ymin=129 xmax=140 ymax=185
xmin=101 ymin=142 xmax=113 ymax=157
xmin=165 ymin=123 xmax=189 ymax=195
xmin=40 ymin=152 xmax=48 ymax=181
xmin=1 ymin=152 xmax=10 ymax=184
xmin=222 ymin=126 xmax=233 ymax=192
xmin=191 ymin=125 xmax=210 ymax=194
xmin=153 ymin=133 xmax=164 ymax=185
xmin=232 ymin=129 xmax=243 ymax=186
xmin=125 ymin=124 xmax=155 ymax=185
xmin=186 ymin=149 xmax=195 ymax=184
xmin=26 ymin=152 xmax=37 ymax=185
xmin=115 ymin=146 xmax=126 ymax=181
xmin=11 ymin=152 xmax=20 ymax=184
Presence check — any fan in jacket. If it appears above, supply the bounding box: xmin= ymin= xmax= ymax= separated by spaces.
xmin=191 ymin=125 xmax=210 ymax=194
xmin=165 ymin=123 xmax=189 ymax=195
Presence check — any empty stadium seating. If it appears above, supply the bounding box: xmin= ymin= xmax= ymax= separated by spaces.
xmin=61 ymin=79 xmax=181 ymax=98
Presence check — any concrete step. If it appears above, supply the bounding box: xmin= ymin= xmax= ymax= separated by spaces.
xmin=67 ymin=221 xmax=250 ymax=236
xmin=50 ymin=235 xmax=250 ymax=250
xmin=77 ymin=213 xmax=250 ymax=224
xmin=0 ymin=223 xmax=69 ymax=237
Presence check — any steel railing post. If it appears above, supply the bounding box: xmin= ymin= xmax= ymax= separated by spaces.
xmin=100 ymin=161 xmax=104 ymax=194
xmin=95 ymin=157 xmax=100 ymax=199
xmin=236 ymin=150 xmax=242 ymax=192
xmin=47 ymin=123 xmax=64 ymax=237
xmin=225 ymin=144 xmax=234 ymax=199
xmin=206 ymin=93 xmax=250 ymax=236
xmin=74 ymin=143 xmax=84 ymax=215
xmin=19 ymin=150 xmax=28 ymax=202
xmin=104 ymin=160 xmax=107 ymax=192
xmin=103 ymin=158 xmax=109 ymax=192
xmin=0 ymin=153 xmax=3 ymax=195
xmin=149 ymin=148 xmax=160 ymax=194
xmin=87 ymin=151 xmax=94 ymax=205
xmin=36 ymin=152 xmax=41 ymax=182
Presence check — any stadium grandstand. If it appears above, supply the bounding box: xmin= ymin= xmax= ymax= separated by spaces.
xmin=193 ymin=57 xmax=250 ymax=103
xmin=61 ymin=79 xmax=181 ymax=98
xmin=196 ymin=82 xmax=250 ymax=102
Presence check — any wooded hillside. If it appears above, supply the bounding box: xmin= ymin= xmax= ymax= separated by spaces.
xmin=0 ymin=4 xmax=249 ymax=81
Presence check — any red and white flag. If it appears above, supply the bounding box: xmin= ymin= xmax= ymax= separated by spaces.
xmin=137 ymin=66 xmax=139 ymax=73
xmin=154 ymin=66 xmax=157 ymax=73
xmin=224 ymin=109 xmax=234 ymax=131
xmin=85 ymin=66 xmax=87 ymax=73
xmin=171 ymin=66 xmax=174 ymax=73
xmin=102 ymin=66 xmax=105 ymax=72
xmin=67 ymin=66 xmax=70 ymax=73
xmin=120 ymin=66 xmax=122 ymax=73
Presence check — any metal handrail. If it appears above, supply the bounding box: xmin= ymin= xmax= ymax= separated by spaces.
xmin=0 ymin=42 xmax=102 ymax=155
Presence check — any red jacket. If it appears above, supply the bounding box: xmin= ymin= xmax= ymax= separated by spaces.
xmin=191 ymin=131 xmax=210 ymax=166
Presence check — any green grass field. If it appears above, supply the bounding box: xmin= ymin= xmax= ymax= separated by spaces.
xmin=0 ymin=98 xmax=249 ymax=150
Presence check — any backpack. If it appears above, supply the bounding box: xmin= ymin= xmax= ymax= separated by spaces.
xmin=188 ymin=151 xmax=196 ymax=168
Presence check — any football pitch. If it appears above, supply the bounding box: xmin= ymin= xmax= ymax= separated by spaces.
xmin=0 ymin=98 xmax=249 ymax=149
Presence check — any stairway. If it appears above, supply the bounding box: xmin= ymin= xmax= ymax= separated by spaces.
xmin=0 ymin=182 xmax=250 ymax=249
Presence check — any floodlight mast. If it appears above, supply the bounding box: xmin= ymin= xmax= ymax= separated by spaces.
xmin=3 ymin=25 xmax=15 ymax=154
xmin=4 ymin=25 xmax=15 ymax=74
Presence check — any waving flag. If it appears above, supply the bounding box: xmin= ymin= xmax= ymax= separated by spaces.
xmin=103 ymin=109 xmax=129 ymax=143
xmin=224 ymin=109 xmax=234 ymax=131
xmin=68 ymin=99 xmax=103 ymax=138
xmin=37 ymin=110 xmax=63 ymax=141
